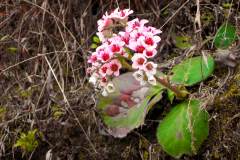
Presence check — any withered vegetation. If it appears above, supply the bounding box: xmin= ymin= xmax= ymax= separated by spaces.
xmin=0 ymin=0 xmax=239 ymax=159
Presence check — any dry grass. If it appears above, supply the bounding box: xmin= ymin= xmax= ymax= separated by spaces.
xmin=0 ymin=0 xmax=239 ymax=159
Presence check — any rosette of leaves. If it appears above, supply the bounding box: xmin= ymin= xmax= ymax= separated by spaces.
xmin=97 ymin=55 xmax=215 ymax=158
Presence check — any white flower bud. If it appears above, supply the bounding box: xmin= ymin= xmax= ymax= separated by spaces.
xmin=102 ymin=89 xmax=108 ymax=97
xmin=133 ymin=70 xmax=144 ymax=81
xmin=148 ymin=75 xmax=157 ymax=86
xmin=106 ymin=82 xmax=115 ymax=93
xmin=89 ymin=75 xmax=98 ymax=85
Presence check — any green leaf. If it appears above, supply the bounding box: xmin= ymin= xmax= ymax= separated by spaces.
xmin=170 ymin=55 xmax=215 ymax=86
xmin=156 ymin=99 xmax=209 ymax=158
xmin=147 ymin=90 xmax=163 ymax=112
xmin=213 ymin=23 xmax=237 ymax=49
xmin=167 ymin=89 xmax=175 ymax=103
xmin=90 ymin=43 xmax=98 ymax=49
xmin=175 ymin=36 xmax=192 ymax=49
xmin=93 ymin=36 xmax=100 ymax=44
xmin=103 ymin=89 xmax=158 ymax=128
xmin=98 ymin=73 xmax=164 ymax=137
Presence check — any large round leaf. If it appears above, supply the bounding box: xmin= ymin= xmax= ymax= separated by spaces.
xmin=170 ymin=56 xmax=214 ymax=86
xmin=156 ymin=99 xmax=209 ymax=158
xmin=213 ymin=23 xmax=237 ymax=49
xmin=98 ymin=73 xmax=164 ymax=138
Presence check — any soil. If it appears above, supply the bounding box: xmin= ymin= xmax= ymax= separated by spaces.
xmin=0 ymin=0 xmax=239 ymax=160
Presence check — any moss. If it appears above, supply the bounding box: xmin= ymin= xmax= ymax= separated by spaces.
xmin=51 ymin=104 xmax=64 ymax=119
xmin=14 ymin=129 xmax=39 ymax=155
xmin=204 ymin=67 xmax=240 ymax=159
xmin=221 ymin=72 xmax=240 ymax=101
xmin=0 ymin=106 xmax=7 ymax=122
xmin=17 ymin=87 xmax=34 ymax=99
xmin=201 ymin=11 xmax=214 ymax=26
xmin=223 ymin=83 xmax=240 ymax=99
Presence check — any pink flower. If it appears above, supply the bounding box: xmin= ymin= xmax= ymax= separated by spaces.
xmin=144 ymin=37 xmax=155 ymax=46
xmin=99 ymin=64 xmax=109 ymax=76
xmin=135 ymin=45 xmax=145 ymax=53
xmin=135 ymin=45 xmax=146 ymax=53
xmin=107 ymin=59 xmax=122 ymax=76
xmin=139 ymin=34 xmax=161 ymax=49
xmin=108 ymin=37 xmax=125 ymax=53
xmin=87 ymin=8 xmax=162 ymax=91
xmin=128 ymin=38 xmax=146 ymax=53
xmin=128 ymin=39 xmax=137 ymax=50
xmin=108 ymin=36 xmax=125 ymax=44
xmin=86 ymin=67 xmax=92 ymax=74
xmin=87 ymin=65 xmax=100 ymax=73
xmin=126 ymin=18 xmax=149 ymax=32
xmin=100 ymin=76 xmax=108 ymax=87
xmin=87 ymin=52 xmax=98 ymax=64
xmin=131 ymin=54 xmax=147 ymax=69
xmin=99 ymin=50 xmax=112 ymax=62
xmin=119 ymin=31 xmax=130 ymax=45
xmin=96 ymin=43 xmax=106 ymax=53
xmin=143 ymin=61 xmax=157 ymax=75
xmin=130 ymin=30 xmax=144 ymax=41
xmin=143 ymin=49 xmax=157 ymax=58
xmin=97 ymin=16 xmax=113 ymax=32
xmin=110 ymin=8 xmax=133 ymax=20
xmin=146 ymin=26 xmax=162 ymax=35
xmin=111 ymin=44 xmax=121 ymax=53
xmin=120 ymin=50 xmax=129 ymax=58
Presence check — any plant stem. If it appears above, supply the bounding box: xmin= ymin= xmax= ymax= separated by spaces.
xmin=117 ymin=55 xmax=133 ymax=71
xmin=121 ymin=59 xmax=133 ymax=71
xmin=155 ymin=76 xmax=188 ymax=99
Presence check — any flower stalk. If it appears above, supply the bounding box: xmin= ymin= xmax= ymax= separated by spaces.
xmin=155 ymin=76 xmax=188 ymax=99
xmin=87 ymin=8 xmax=168 ymax=96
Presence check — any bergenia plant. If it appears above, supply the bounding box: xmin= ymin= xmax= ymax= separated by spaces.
xmin=87 ymin=8 xmax=217 ymax=158
xmin=87 ymin=8 xmax=162 ymax=97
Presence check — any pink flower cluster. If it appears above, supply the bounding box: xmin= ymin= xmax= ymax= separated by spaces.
xmin=87 ymin=8 xmax=162 ymax=96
